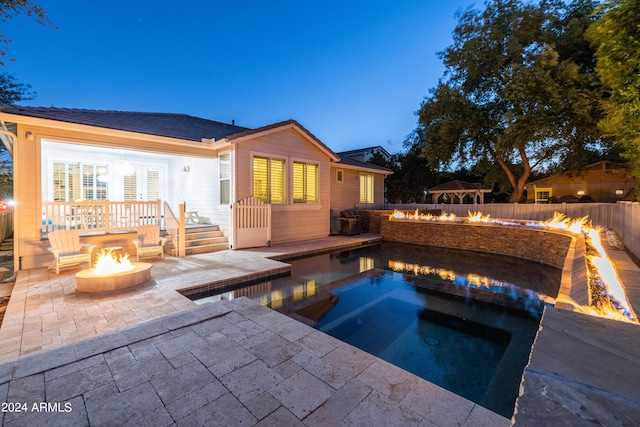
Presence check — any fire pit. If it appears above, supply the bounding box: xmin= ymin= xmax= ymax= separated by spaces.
xmin=75 ymin=250 xmax=152 ymax=292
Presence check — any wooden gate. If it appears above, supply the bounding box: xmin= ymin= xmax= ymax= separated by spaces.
xmin=232 ymin=196 xmax=271 ymax=249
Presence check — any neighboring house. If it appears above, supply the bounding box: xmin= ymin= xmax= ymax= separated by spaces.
xmin=330 ymin=155 xmax=392 ymax=233
xmin=337 ymin=146 xmax=392 ymax=163
xmin=428 ymin=180 xmax=492 ymax=204
xmin=0 ymin=106 xmax=389 ymax=271
xmin=525 ymin=161 xmax=636 ymax=204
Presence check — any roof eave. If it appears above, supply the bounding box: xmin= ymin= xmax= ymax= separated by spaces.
xmin=0 ymin=111 xmax=213 ymax=149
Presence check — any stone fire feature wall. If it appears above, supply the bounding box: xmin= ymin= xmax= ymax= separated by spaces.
xmin=381 ymin=218 xmax=572 ymax=269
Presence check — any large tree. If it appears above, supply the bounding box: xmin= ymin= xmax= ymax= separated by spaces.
xmin=416 ymin=0 xmax=605 ymax=202
xmin=0 ymin=72 xmax=34 ymax=103
xmin=587 ymin=0 xmax=640 ymax=199
xmin=1 ymin=0 xmax=53 ymax=66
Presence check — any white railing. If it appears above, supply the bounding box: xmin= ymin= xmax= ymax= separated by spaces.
xmin=42 ymin=200 xmax=162 ymax=234
xmin=164 ymin=201 xmax=186 ymax=257
xmin=387 ymin=202 xmax=640 ymax=259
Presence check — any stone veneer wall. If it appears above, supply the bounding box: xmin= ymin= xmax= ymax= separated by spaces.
xmin=358 ymin=210 xmax=442 ymax=234
xmin=380 ymin=218 xmax=572 ymax=269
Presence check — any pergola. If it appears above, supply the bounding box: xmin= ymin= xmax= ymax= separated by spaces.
xmin=428 ymin=180 xmax=492 ymax=204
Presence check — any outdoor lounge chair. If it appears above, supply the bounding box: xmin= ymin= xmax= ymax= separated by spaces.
xmin=133 ymin=225 xmax=167 ymax=261
xmin=47 ymin=230 xmax=97 ymax=274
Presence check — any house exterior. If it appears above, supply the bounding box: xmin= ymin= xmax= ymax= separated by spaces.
xmin=525 ymin=161 xmax=636 ymax=203
xmin=0 ymin=106 xmax=388 ymax=271
xmin=337 ymin=146 xmax=392 ymax=163
xmin=329 ymin=156 xmax=392 ymax=233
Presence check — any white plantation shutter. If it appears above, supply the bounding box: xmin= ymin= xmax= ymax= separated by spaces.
xmin=146 ymin=170 xmax=160 ymax=200
xmin=306 ymin=163 xmax=318 ymax=203
xmin=270 ymin=159 xmax=285 ymax=204
xmin=293 ymin=162 xmax=305 ymax=203
xmin=124 ymin=172 xmax=137 ymax=201
xmin=253 ymin=156 xmax=285 ymax=204
xmin=293 ymin=161 xmax=318 ymax=203
xmin=253 ymin=157 xmax=269 ymax=203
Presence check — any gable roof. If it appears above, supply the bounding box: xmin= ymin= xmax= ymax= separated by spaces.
xmin=0 ymin=106 xmax=250 ymax=142
xmin=339 ymin=145 xmax=392 ymax=159
xmin=223 ymin=119 xmax=339 ymax=162
xmin=429 ymin=180 xmax=492 ymax=192
xmin=334 ymin=155 xmax=393 ymax=174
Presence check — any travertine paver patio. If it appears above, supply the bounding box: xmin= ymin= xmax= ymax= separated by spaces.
xmin=0 ymin=296 xmax=508 ymax=426
xmin=0 ymin=234 xmax=382 ymax=362
xmin=1 ymin=232 xmax=640 ymax=425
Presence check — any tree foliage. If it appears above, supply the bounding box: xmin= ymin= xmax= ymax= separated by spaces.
xmin=416 ymin=0 xmax=605 ymax=202
xmin=587 ymin=0 xmax=640 ymax=198
xmin=0 ymin=72 xmax=34 ymax=103
xmin=0 ymin=0 xmax=53 ymax=66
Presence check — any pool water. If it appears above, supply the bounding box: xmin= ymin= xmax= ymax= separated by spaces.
xmin=192 ymin=242 xmax=561 ymax=417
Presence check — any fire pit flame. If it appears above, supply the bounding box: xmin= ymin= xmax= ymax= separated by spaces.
xmin=92 ymin=250 xmax=134 ymax=276
xmin=389 ymin=208 xmax=637 ymax=323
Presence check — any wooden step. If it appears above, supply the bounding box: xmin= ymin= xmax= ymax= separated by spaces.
xmin=165 ymin=224 xmax=229 ymax=256
xmin=185 ymin=236 xmax=228 ymax=247
xmin=185 ymin=243 xmax=229 ymax=255
xmin=185 ymin=230 xmax=224 ymax=241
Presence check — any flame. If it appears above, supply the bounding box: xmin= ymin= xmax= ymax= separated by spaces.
xmin=92 ymin=250 xmax=134 ymax=276
xmin=386 ymin=208 xmax=637 ymax=323
xmin=467 ymin=211 xmax=491 ymax=223
xmin=555 ymin=294 xmax=635 ymax=323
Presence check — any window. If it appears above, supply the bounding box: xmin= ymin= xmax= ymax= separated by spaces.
xmin=535 ymin=188 xmax=552 ymax=204
xmin=293 ymin=161 xmax=318 ymax=203
xmin=336 ymin=170 xmax=343 ymax=183
xmin=253 ymin=156 xmax=285 ymax=204
xmin=220 ymin=153 xmax=231 ymax=204
xmin=53 ymin=161 xmax=108 ymax=201
xmin=359 ymin=174 xmax=374 ymax=204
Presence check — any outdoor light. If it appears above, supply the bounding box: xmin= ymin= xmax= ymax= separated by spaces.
xmin=615 ymin=189 xmax=624 ymax=196
xmin=577 ymin=190 xmax=585 ymax=196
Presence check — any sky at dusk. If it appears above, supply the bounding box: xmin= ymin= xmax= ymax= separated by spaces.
xmin=3 ymin=0 xmax=475 ymax=153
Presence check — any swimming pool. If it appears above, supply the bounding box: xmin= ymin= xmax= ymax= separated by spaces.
xmin=191 ymin=242 xmax=561 ymax=417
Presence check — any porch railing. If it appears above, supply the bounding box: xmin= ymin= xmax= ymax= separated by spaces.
xmin=42 ymin=200 xmax=162 ymax=234
xmin=164 ymin=201 xmax=186 ymax=257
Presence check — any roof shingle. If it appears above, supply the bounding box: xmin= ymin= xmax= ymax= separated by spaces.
xmin=0 ymin=106 xmax=250 ymax=142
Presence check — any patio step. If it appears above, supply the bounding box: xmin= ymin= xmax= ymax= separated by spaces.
xmin=167 ymin=225 xmax=229 ymax=256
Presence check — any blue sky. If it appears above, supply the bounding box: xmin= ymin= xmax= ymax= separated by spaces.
xmin=3 ymin=0 xmax=475 ymax=153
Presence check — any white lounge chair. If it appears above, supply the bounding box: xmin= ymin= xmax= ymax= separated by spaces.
xmin=133 ymin=225 xmax=167 ymax=261
xmin=47 ymin=230 xmax=97 ymax=274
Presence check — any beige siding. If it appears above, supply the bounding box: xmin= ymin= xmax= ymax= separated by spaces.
xmin=234 ymin=128 xmax=331 ymax=243
xmin=329 ymin=166 xmax=387 ymax=234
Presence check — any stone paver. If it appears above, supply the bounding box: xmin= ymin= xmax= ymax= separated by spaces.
xmin=0 ymin=299 xmax=508 ymax=426
xmin=1 ymin=232 xmax=638 ymax=425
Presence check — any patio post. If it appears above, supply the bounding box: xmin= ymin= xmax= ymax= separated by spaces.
xmin=179 ymin=203 xmax=186 ymax=257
